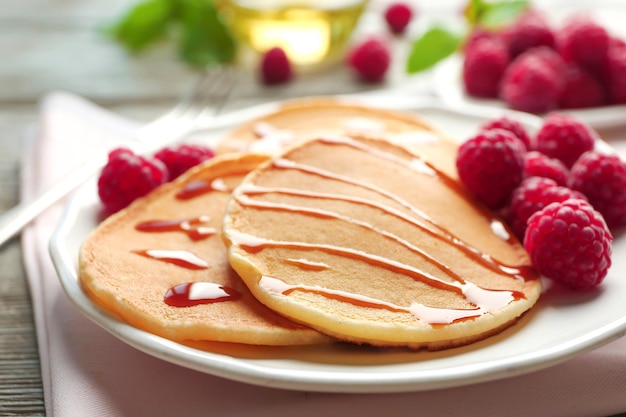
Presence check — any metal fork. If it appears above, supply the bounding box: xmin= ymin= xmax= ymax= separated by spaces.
xmin=0 ymin=65 xmax=239 ymax=249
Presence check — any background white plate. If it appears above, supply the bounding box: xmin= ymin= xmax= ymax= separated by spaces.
xmin=49 ymin=98 xmax=626 ymax=394
xmin=432 ymin=54 xmax=626 ymax=130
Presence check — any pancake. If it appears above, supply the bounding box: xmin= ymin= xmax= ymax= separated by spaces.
xmin=222 ymin=135 xmax=542 ymax=350
xmin=216 ymin=98 xmax=459 ymax=177
xmin=79 ymin=153 xmax=329 ymax=346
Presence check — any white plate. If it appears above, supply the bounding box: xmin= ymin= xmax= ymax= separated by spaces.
xmin=49 ymin=98 xmax=626 ymax=394
xmin=432 ymin=54 xmax=626 ymax=130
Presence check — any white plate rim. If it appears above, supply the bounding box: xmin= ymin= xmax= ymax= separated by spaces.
xmin=49 ymin=98 xmax=626 ymax=394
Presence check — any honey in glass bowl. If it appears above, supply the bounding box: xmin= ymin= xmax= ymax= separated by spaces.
xmin=217 ymin=0 xmax=369 ymax=69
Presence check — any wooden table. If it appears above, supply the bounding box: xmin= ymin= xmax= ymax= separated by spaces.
xmin=1 ymin=0 xmax=625 ymax=415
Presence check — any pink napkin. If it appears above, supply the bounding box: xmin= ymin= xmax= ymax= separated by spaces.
xmin=21 ymin=91 xmax=626 ymax=417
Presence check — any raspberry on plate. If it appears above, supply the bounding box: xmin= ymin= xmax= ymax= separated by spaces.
xmin=557 ymin=16 xmax=610 ymax=72
xmin=154 ymin=144 xmax=215 ymax=180
xmin=523 ymin=151 xmax=570 ymax=186
xmin=347 ymin=38 xmax=390 ymax=83
xmin=456 ymin=128 xmax=525 ymax=209
xmin=507 ymin=177 xmax=586 ymax=241
xmin=480 ymin=116 xmax=531 ymax=150
xmin=98 ymin=148 xmax=169 ymax=215
xmin=502 ymin=11 xmax=556 ymax=58
xmin=605 ymin=47 xmax=626 ymax=104
xmin=524 ymin=198 xmax=612 ymax=290
xmin=533 ymin=113 xmax=596 ymax=168
xmin=260 ymin=47 xmax=292 ymax=85
xmin=500 ymin=48 xmax=564 ymax=114
xmin=384 ymin=3 xmax=414 ymax=35
xmin=559 ymin=63 xmax=606 ymax=109
xmin=462 ymin=37 xmax=510 ymax=98
xmin=569 ymin=150 xmax=626 ymax=230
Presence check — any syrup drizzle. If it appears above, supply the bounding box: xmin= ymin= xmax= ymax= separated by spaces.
xmin=176 ymin=177 xmax=233 ymax=200
xmin=231 ymin=136 xmax=535 ymax=325
xmin=283 ymin=258 xmax=329 ymax=271
xmin=259 ymin=276 xmax=517 ymax=325
xmin=164 ymin=282 xmax=241 ymax=307
xmin=135 ymin=216 xmax=216 ymax=241
xmin=133 ymin=249 xmax=209 ymax=270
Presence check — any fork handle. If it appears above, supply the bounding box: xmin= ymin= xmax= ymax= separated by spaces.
xmin=0 ymin=155 xmax=106 ymax=248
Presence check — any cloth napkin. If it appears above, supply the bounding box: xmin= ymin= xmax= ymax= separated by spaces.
xmin=21 ymin=91 xmax=626 ymax=417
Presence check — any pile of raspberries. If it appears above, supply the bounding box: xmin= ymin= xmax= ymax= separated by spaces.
xmin=456 ymin=113 xmax=624 ymax=290
xmin=462 ymin=10 xmax=626 ymax=113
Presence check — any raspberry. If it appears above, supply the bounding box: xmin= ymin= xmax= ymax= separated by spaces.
xmin=260 ymin=47 xmax=292 ymax=85
xmin=154 ymin=144 xmax=215 ymax=180
xmin=524 ymin=199 xmax=612 ymax=290
xmin=347 ymin=38 xmax=390 ymax=83
xmin=500 ymin=48 xmax=564 ymax=113
xmin=480 ymin=116 xmax=531 ymax=150
xmin=523 ymin=151 xmax=570 ymax=186
xmin=384 ymin=3 xmax=414 ymax=35
xmin=557 ymin=16 xmax=610 ymax=71
xmin=463 ymin=27 xmax=496 ymax=52
xmin=456 ymin=129 xmax=526 ymax=209
xmin=507 ymin=177 xmax=586 ymax=241
xmin=559 ymin=63 xmax=606 ymax=109
xmin=502 ymin=12 xmax=556 ymax=58
xmin=462 ymin=37 xmax=510 ymax=98
xmin=533 ymin=113 xmax=596 ymax=168
xmin=605 ymin=47 xmax=626 ymax=104
xmin=569 ymin=150 xmax=626 ymax=230
xmin=98 ymin=148 xmax=169 ymax=215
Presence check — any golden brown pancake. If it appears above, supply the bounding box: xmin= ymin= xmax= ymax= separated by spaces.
xmin=222 ymin=135 xmax=542 ymax=350
xmin=216 ymin=98 xmax=460 ymax=177
xmin=79 ymin=153 xmax=329 ymax=346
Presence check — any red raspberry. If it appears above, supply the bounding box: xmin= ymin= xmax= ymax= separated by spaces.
xmin=559 ymin=63 xmax=606 ymax=109
xmin=384 ymin=3 xmax=414 ymax=35
xmin=98 ymin=148 xmax=169 ymax=215
xmin=523 ymin=151 xmax=570 ymax=186
xmin=533 ymin=113 xmax=596 ymax=168
xmin=500 ymin=48 xmax=564 ymax=113
xmin=524 ymin=199 xmax=612 ymax=290
xmin=480 ymin=116 xmax=531 ymax=150
xmin=154 ymin=144 xmax=215 ymax=180
xmin=605 ymin=47 xmax=626 ymax=104
xmin=502 ymin=12 xmax=556 ymax=58
xmin=260 ymin=47 xmax=292 ymax=85
xmin=569 ymin=150 xmax=626 ymax=230
xmin=462 ymin=37 xmax=510 ymax=98
xmin=507 ymin=177 xmax=586 ymax=241
xmin=347 ymin=38 xmax=390 ymax=83
xmin=463 ymin=27 xmax=495 ymax=52
xmin=456 ymin=129 xmax=526 ymax=209
xmin=557 ymin=16 xmax=610 ymax=72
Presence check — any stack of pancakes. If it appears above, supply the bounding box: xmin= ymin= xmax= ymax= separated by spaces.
xmin=79 ymin=99 xmax=541 ymax=350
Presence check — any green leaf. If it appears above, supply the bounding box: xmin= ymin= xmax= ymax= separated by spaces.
xmin=464 ymin=0 xmax=489 ymax=25
xmin=105 ymin=0 xmax=177 ymax=53
xmin=406 ymin=26 xmax=461 ymax=74
xmin=178 ymin=0 xmax=236 ymax=67
xmin=479 ymin=0 xmax=530 ymax=28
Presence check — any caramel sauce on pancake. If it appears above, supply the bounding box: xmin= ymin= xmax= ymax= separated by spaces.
xmin=223 ymin=135 xmax=541 ymax=349
xmin=79 ymin=153 xmax=330 ymax=346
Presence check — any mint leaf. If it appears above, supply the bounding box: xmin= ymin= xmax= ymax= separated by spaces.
xmin=479 ymin=0 xmax=529 ymax=28
xmin=106 ymin=0 xmax=176 ymax=53
xmin=406 ymin=26 xmax=461 ymax=73
xmin=464 ymin=0 xmax=489 ymax=25
xmin=179 ymin=0 xmax=236 ymax=67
